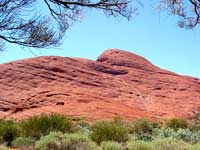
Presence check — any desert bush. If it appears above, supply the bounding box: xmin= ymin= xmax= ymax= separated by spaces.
xmin=90 ymin=119 xmax=129 ymax=144
xmin=152 ymin=138 xmax=190 ymax=150
xmin=129 ymin=133 xmax=154 ymax=142
xmin=174 ymin=128 xmax=200 ymax=143
xmin=101 ymin=141 xmax=121 ymax=150
xmin=0 ymin=146 xmax=10 ymax=150
xmin=153 ymin=128 xmax=178 ymax=139
xmin=153 ymin=128 xmax=200 ymax=144
xmin=166 ymin=118 xmax=189 ymax=130
xmin=35 ymin=132 xmax=62 ymax=150
xmin=191 ymin=144 xmax=200 ymax=150
xmin=127 ymin=140 xmax=153 ymax=150
xmin=0 ymin=119 xmax=20 ymax=146
xmin=35 ymin=132 xmax=99 ymax=150
xmin=188 ymin=123 xmax=200 ymax=131
xmin=76 ymin=119 xmax=91 ymax=129
xmin=20 ymin=113 xmax=74 ymax=138
xmin=75 ymin=118 xmax=91 ymax=137
xmin=76 ymin=125 xmax=91 ymax=137
xmin=62 ymin=133 xmax=99 ymax=150
xmin=11 ymin=137 xmax=36 ymax=149
xmin=131 ymin=119 xmax=153 ymax=134
xmin=130 ymin=119 xmax=154 ymax=141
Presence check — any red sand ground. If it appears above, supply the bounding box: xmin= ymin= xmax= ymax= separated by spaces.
xmin=0 ymin=49 xmax=200 ymax=121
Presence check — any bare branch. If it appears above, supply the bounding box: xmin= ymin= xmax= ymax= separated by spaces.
xmin=158 ymin=0 xmax=200 ymax=28
xmin=2 ymin=0 xmax=199 ymax=50
xmin=0 ymin=0 xmax=134 ymax=50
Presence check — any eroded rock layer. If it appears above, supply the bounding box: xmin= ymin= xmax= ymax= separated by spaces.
xmin=0 ymin=49 xmax=200 ymax=121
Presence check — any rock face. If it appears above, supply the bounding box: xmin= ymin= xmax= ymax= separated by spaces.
xmin=0 ymin=49 xmax=200 ymax=121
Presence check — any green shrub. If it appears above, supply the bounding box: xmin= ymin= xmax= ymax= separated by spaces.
xmin=20 ymin=113 xmax=74 ymax=138
xmin=129 ymin=133 xmax=154 ymax=142
xmin=131 ymin=119 xmax=153 ymax=134
xmin=130 ymin=119 xmax=154 ymax=141
xmin=35 ymin=132 xmax=99 ymax=150
xmin=127 ymin=140 xmax=153 ymax=150
xmin=75 ymin=118 xmax=91 ymax=137
xmin=90 ymin=119 xmax=129 ymax=144
xmin=0 ymin=119 xmax=20 ymax=146
xmin=76 ymin=125 xmax=91 ymax=137
xmin=153 ymin=127 xmax=200 ymax=144
xmin=35 ymin=132 xmax=62 ymax=150
xmin=191 ymin=144 xmax=200 ymax=150
xmin=11 ymin=137 xmax=36 ymax=149
xmin=153 ymin=128 xmax=178 ymax=139
xmin=0 ymin=146 xmax=10 ymax=150
xmin=188 ymin=123 xmax=200 ymax=131
xmin=101 ymin=141 xmax=121 ymax=150
xmin=152 ymin=138 xmax=190 ymax=150
xmin=62 ymin=134 xmax=99 ymax=150
xmin=174 ymin=128 xmax=200 ymax=144
xmin=166 ymin=118 xmax=189 ymax=130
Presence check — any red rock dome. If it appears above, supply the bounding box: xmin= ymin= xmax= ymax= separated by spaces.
xmin=0 ymin=49 xmax=199 ymax=121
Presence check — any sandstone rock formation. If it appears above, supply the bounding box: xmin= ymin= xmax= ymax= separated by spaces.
xmin=0 ymin=49 xmax=200 ymax=121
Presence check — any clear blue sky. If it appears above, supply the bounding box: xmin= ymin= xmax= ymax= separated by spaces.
xmin=0 ymin=2 xmax=200 ymax=78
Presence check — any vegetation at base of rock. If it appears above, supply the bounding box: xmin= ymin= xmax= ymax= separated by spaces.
xmin=11 ymin=137 xmax=36 ymax=150
xmin=20 ymin=113 xmax=74 ymax=138
xmin=35 ymin=132 xmax=99 ymax=150
xmin=165 ymin=118 xmax=189 ymax=130
xmin=0 ymin=146 xmax=10 ymax=150
xmin=0 ymin=119 xmax=20 ymax=146
xmin=127 ymin=140 xmax=153 ymax=150
xmin=100 ymin=141 xmax=121 ymax=150
xmin=130 ymin=119 xmax=154 ymax=133
xmin=90 ymin=118 xmax=129 ymax=144
xmin=129 ymin=118 xmax=154 ymax=141
xmin=1 ymin=114 xmax=200 ymax=149
xmin=152 ymin=138 xmax=191 ymax=150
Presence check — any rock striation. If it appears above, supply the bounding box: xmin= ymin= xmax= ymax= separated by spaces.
xmin=0 ymin=49 xmax=200 ymax=121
